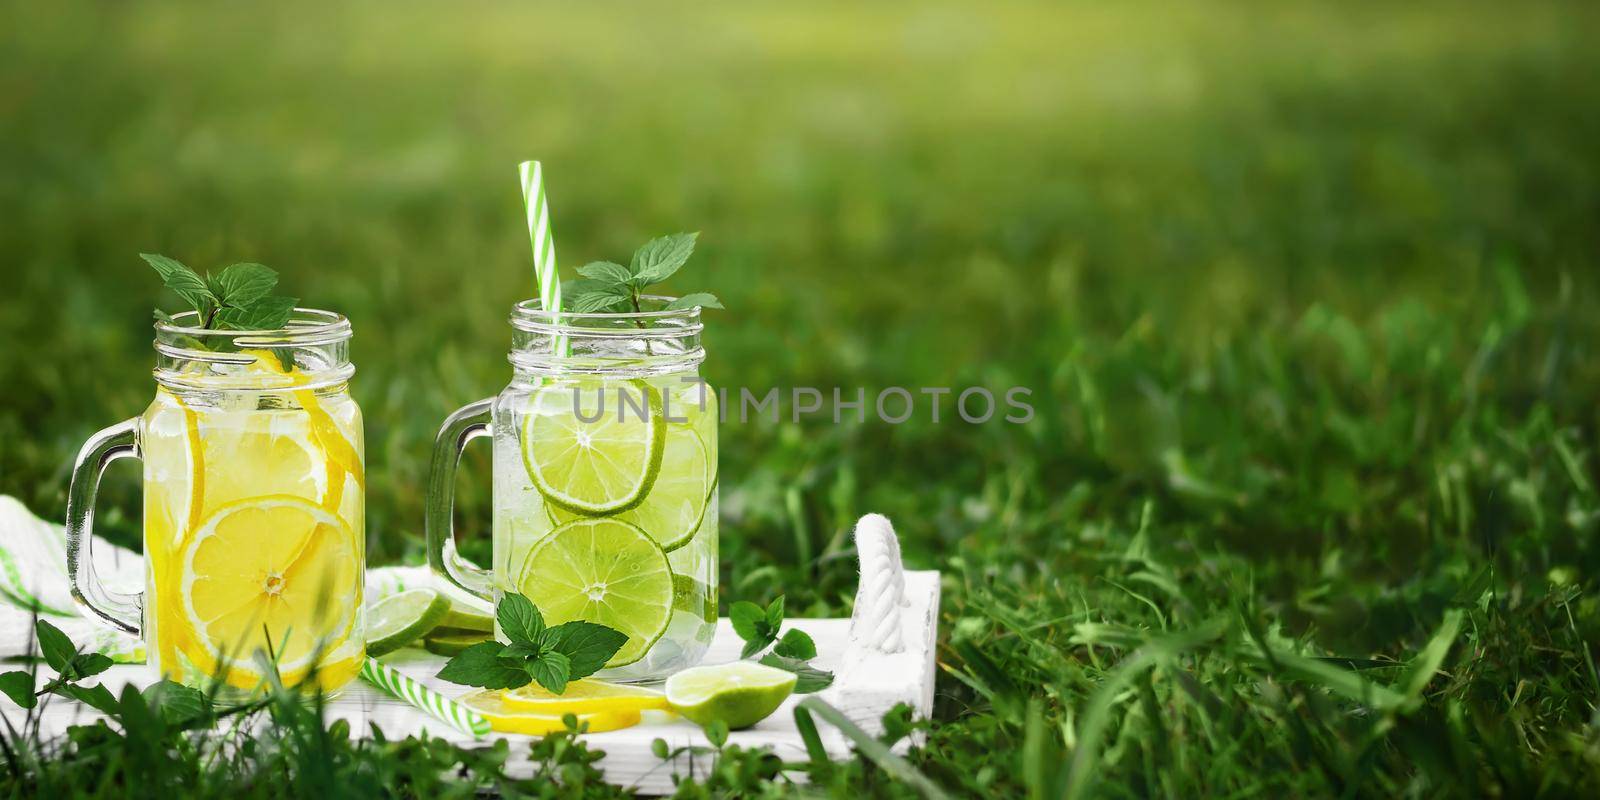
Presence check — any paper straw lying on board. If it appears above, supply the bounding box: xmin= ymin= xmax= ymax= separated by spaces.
xmin=359 ymin=656 xmax=491 ymax=738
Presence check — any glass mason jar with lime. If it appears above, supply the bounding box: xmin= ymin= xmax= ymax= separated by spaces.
xmin=427 ymin=298 xmax=718 ymax=681
xmin=67 ymin=302 xmax=366 ymax=694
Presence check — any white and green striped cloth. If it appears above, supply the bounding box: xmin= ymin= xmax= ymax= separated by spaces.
xmin=0 ymin=495 xmax=146 ymax=662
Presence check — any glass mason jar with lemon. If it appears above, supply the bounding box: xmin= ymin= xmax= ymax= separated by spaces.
xmin=66 ymin=310 xmax=366 ymax=694
xmin=428 ymin=298 xmax=717 ymax=681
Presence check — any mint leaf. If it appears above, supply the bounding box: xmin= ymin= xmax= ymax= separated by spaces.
xmin=765 ymin=596 xmax=786 ymax=629
xmin=576 ymin=261 xmax=632 ymax=286
xmin=142 ymin=680 xmax=209 ymax=726
xmin=0 ymin=670 xmax=35 ymax=709
xmin=704 ymin=719 xmax=729 ymax=747
xmin=501 ymin=642 xmax=540 ymax=660
xmin=773 ymin=629 xmax=817 ymax=660
xmin=143 ymin=253 xmax=217 ymax=317
xmin=215 ymin=294 xmax=296 ymax=331
xmin=496 ymin=594 xmax=545 ymax=644
xmin=546 ymin=621 xmax=628 ymax=680
xmin=528 ymin=651 xmax=571 ymax=694
xmin=730 ymin=601 xmax=765 ymax=642
xmin=69 ymin=652 xmax=113 ymax=680
xmin=153 ymin=308 xmax=176 ymax=324
xmin=571 ymin=289 xmax=631 ymax=313
xmin=561 ymin=278 xmax=613 ymax=297
xmin=741 ymin=635 xmax=772 ymax=660
xmin=665 ymin=293 xmax=723 ymax=311
xmin=759 ymin=654 xmax=834 ymax=694
xmin=57 ymin=682 xmax=120 ymax=715
xmin=437 ymin=642 xmax=532 ymax=690
xmin=35 ymin=619 xmax=75 ymax=673
xmin=630 ymin=232 xmax=698 ymax=285
xmin=215 ymin=263 xmax=279 ymax=308
xmin=117 ymin=683 xmax=158 ymax=740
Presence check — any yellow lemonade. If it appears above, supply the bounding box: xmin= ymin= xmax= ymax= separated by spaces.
xmin=141 ymin=353 xmax=365 ymax=692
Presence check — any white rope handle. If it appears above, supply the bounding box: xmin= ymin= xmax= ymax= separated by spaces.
xmin=847 ymin=513 xmax=909 ymax=654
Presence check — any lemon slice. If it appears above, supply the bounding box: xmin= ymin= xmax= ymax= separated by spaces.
xmin=146 ymin=390 xmax=206 ymax=672
xmin=179 ymin=495 xmax=359 ymax=688
xmin=521 ymin=381 xmax=664 ymax=515
xmin=551 ymin=424 xmax=712 ymax=552
xmin=239 ymin=349 xmax=365 ymax=511
xmin=517 ymin=518 xmax=673 ymax=667
xmin=147 ymin=389 xmax=205 ymax=545
xmin=458 ymin=690 xmax=643 ymax=735
xmin=503 ymin=679 xmax=669 ymax=715
xmin=197 ymin=411 xmax=332 ymax=512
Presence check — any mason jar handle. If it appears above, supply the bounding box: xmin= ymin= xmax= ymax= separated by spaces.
xmin=65 ymin=418 xmax=143 ymax=635
xmin=426 ymin=398 xmax=496 ymax=601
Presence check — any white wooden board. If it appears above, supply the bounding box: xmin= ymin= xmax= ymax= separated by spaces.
xmin=4 ymin=516 xmax=940 ymax=796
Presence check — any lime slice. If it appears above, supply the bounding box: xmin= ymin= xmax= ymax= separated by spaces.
xmin=672 ymin=574 xmax=717 ymax=623
xmin=423 ymin=631 xmax=491 ymax=657
xmin=551 ymin=424 xmax=712 ymax=551
xmin=503 ymin=679 xmax=669 ymax=715
xmin=517 ymin=518 xmax=673 ymax=667
xmin=458 ymin=690 xmax=642 ymax=735
xmin=438 ymin=606 xmax=495 ymax=633
xmin=665 ymin=662 xmax=797 ymax=730
xmin=365 ymin=589 xmax=451 ymax=657
xmin=521 ymin=381 xmax=665 ymax=515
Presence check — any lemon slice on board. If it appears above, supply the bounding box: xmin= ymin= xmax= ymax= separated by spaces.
xmin=503 ymin=679 xmax=669 ymax=715
xmin=458 ymin=690 xmax=643 ymax=735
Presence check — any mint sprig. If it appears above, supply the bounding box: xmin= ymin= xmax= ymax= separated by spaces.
xmin=143 ymin=253 xmax=298 ymax=332
xmin=729 ymin=594 xmax=834 ymax=693
xmin=730 ymin=596 xmax=787 ymax=659
xmin=565 ymin=233 xmax=724 ymax=314
xmin=435 ymin=593 xmax=628 ymax=695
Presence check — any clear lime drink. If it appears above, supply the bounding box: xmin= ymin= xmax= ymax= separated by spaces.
xmin=429 ymin=299 xmax=717 ymax=681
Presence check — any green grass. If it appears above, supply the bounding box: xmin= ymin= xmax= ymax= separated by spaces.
xmin=3 ymin=0 xmax=1600 ymax=796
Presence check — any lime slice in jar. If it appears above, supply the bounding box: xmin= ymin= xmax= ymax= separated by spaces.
xmin=521 ymin=380 xmax=664 ymax=515
xmin=550 ymin=423 xmax=712 ymax=552
xmin=516 ymin=517 xmax=673 ymax=667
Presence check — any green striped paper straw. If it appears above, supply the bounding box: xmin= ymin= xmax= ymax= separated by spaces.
xmin=518 ymin=160 xmax=563 ymax=312
xmin=359 ymin=656 xmax=491 ymax=738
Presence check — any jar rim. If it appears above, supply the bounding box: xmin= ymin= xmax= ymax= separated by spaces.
xmin=155 ymin=307 xmax=352 ymax=345
xmin=507 ymin=295 xmax=705 ymax=375
xmin=153 ymin=307 xmax=355 ymax=389
xmin=509 ymin=295 xmax=704 ymax=339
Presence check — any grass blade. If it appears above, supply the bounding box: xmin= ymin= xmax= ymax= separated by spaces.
xmin=796 ymin=697 xmax=949 ymax=800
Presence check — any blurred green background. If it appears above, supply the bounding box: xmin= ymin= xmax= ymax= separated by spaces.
xmin=3 ymin=0 xmax=1600 ymax=793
